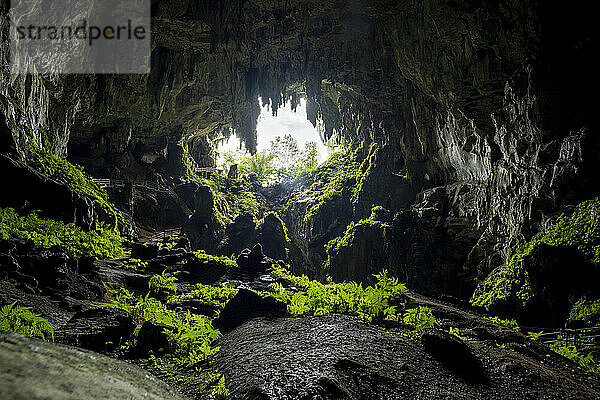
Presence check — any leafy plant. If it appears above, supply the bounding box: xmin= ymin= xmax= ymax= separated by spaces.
xmin=0 ymin=301 xmax=54 ymax=341
xmin=0 ymin=207 xmax=123 ymax=258
xmin=568 ymin=297 xmax=600 ymax=326
xmin=104 ymin=287 xmax=228 ymax=397
xmin=551 ymin=344 xmax=600 ymax=374
xmin=149 ymin=270 xmax=179 ymax=298
xmin=402 ymin=306 xmax=440 ymax=333
xmin=266 ymin=266 xmax=405 ymax=322
xmin=193 ymin=250 xmax=238 ymax=269
xmin=485 ymin=316 xmax=520 ymax=332
xmin=169 ymin=283 xmax=238 ymax=309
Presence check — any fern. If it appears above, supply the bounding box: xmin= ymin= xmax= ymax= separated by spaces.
xmin=0 ymin=301 xmax=54 ymax=341
xmin=266 ymin=266 xmax=405 ymax=322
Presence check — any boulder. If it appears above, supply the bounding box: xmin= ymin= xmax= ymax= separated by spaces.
xmin=166 ymin=300 xmax=219 ymax=317
xmin=60 ymin=307 xmax=135 ymax=352
xmin=0 ymin=332 xmax=185 ymax=400
xmin=130 ymin=242 xmax=159 ymax=260
xmin=0 ymin=240 xmax=104 ymax=301
xmin=235 ymin=244 xmax=273 ymax=278
xmin=136 ymin=321 xmax=177 ymax=355
xmin=420 ymin=328 xmax=485 ymax=382
xmin=213 ymin=288 xmax=287 ymax=333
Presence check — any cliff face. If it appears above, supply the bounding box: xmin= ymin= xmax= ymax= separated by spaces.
xmin=1 ymin=1 xmax=599 ymax=299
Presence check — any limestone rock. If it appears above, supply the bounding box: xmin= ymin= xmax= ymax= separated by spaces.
xmin=0 ymin=332 xmax=186 ymax=400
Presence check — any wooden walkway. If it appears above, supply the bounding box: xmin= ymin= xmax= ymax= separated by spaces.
xmin=92 ymin=178 xmax=175 ymax=194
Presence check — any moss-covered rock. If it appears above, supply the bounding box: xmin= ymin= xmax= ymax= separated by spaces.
xmin=472 ymin=197 xmax=600 ymax=326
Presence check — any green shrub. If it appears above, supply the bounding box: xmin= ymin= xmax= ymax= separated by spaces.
xmin=194 ymin=250 xmax=237 ymax=269
xmin=0 ymin=301 xmax=54 ymax=341
xmin=0 ymin=207 xmax=123 ymax=258
xmin=266 ymin=266 xmax=405 ymax=322
xmin=568 ymin=297 xmax=600 ymax=326
xmin=105 ymin=287 xmax=228 ymax=397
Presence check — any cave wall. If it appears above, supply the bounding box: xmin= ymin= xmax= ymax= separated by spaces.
xmin=1 ymin=0 xmax=599 ymax=297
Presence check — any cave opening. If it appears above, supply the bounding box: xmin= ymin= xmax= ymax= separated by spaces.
xmin=218 ymin=96 xmax=330 ymax=169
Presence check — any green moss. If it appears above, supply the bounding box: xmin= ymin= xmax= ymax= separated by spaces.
xmin=25 ymin=132 xmax=122 ymax=227
xmin=351 ymin=142 xmax=378 ymax=205
xmin=0 ymin=207 xmax=123 ymax=258
xmin=256 ymin=211 xmax=290 ymax=243
xmin=302 ymin=143 xmax=365 ymax=222
xmin=323 ymin=205 xmax=390 ymax=269
xmin=472 ymin=197 xmax=600 ymax=309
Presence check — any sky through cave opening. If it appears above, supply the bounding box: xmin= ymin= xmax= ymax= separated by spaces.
xmin=217 ymin=97 xmax=330 ymax=166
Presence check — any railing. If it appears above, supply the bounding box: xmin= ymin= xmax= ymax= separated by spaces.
xmin=528 ymin=326 xmax=600 ymax=349
xmin=92 ymin=178 xmax=124 ymax=189
xmin=92 ymin=178 xmax=174 ymax=194
xmin=146 ymin=228 xmax=182 ymax=243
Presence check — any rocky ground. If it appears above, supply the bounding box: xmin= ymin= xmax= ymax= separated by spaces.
xmin=2 ymin=235 xmax=600 ymax=400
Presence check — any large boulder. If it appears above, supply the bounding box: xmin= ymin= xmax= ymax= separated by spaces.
xmin=420 ymin=328 xmax=486 ymax=383
xmin=0 ymin=155 xmax=95 ymax=230
xmin=0 ymin=240 xmax=104 ymax=301
xmin=213 ymin=288 xmax=287 ymax=333
xmin=60 ymin=307 xmax=135 ymax=352
xmin=0 ymin=332 xmax=185 ymax=400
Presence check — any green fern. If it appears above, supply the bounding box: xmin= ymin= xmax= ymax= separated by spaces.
xmin=0 ymin=302 xmax=54 ymax=341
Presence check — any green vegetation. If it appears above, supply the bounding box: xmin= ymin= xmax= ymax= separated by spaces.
xmin=266 ymin=266 xmax=405 ymax=322
xmin=256 ymin=211 xmax=291 ymax=242
xmin=149 ymin=270 xmax=179 ymax=298
xmin=568 ymin=297 xmax=600 ymax=326
xmin=169 ymin=283 xmax=238 ymax=309
xmin=485 ymin=316 xmax=520 ymax=332
xmin=0 ymin=301 xmax=54 ymax=341
xmin=472 ymin=197 xmax=600 ymax=309
xmin=302 ymin=144 xmax=364 ymax=221
xmin=0 ymin=207 xmax=123 ymax=258
xmin=323 ymin=205 xmax=390 ymax=269
xmin=105 ymin=285 xmax=229 ymax=397
xmin=25 ymin=130 xmax=122 ymax=227
xmin=194 ymin=250 xmax=238 ymax=269
xmin=551 ymin=344 xmax=600 ymax=374
xmin=402 ymin=306 xmax=441 ymax=333
xmin=125 ymin=258 xmax=149 ymax=270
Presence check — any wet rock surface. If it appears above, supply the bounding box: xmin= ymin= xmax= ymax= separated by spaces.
xmin=214 ymin=288 xmax=287 ymax=333
xmin=0 ymin=239 xmax=104 ymax=302
xmin=216 ymin=313 xmax=600 ymax=400
xmin=58 ymin=307 xmax=135 ymax=353
xmin=0 ymin=332 xmax=186 ymax=400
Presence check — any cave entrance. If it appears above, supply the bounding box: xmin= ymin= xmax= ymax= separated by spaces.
xmin=218 ymin=97 xmax=330 ymax=169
